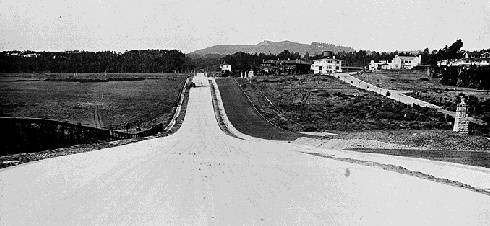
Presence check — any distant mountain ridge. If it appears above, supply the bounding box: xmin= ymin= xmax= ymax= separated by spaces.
xmin=188 ymin=40 xmax=355 ymax=56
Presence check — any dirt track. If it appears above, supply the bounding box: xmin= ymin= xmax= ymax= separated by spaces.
xmin=1 ymin=75 xmax=489 ymax=225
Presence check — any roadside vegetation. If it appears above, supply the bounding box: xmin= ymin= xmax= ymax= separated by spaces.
xmin=237 ymin=75 xmax=451 ymax=132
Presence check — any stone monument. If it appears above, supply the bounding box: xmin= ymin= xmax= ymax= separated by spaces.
xmin=453 ymin=96 xmax=469 ymax=133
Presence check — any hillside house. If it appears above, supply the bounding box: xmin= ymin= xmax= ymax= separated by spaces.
xmin=369 ymin=55 xmax=421 ymax=71
xmin=311 ymin=57 xmax=342 ymax=74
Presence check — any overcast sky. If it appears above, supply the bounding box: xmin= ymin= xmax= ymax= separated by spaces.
xmin=1 ymin=0 xmax=488 ymax=52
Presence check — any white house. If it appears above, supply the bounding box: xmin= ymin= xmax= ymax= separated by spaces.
xmin=369 ymin=55 xmax=421 ymax=71
xmin=369 ymin=60 xmax=391 ymax=71
xmin=311 ymin=57 xmax=342 ymax=74
xmin=220 ymin=64 xmax=231 ymax=72
xmin=391 ymin=55 xmax=422 ymax=69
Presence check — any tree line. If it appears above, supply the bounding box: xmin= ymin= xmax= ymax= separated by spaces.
xmin=0 ymin=50 xmax=187 ymax=73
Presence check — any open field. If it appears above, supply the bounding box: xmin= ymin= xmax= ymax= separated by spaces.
xmin=0 ymin=73 xmax=188 ymax=131
xmin=238 ymin=75 xmax=451 ymax=132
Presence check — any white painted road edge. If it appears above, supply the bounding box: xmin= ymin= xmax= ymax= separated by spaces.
xmin=209 ymin=77 xmax=264 ymax=141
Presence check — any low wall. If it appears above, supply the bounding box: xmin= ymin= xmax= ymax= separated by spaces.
xmin=1 ymin=117 xmax=113 ymax=155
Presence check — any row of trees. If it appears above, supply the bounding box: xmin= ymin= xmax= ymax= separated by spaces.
xmin=0 ymin=50 xmax=187 ymax=73
xmin=438 ymin=65 xmax=490 ymax=90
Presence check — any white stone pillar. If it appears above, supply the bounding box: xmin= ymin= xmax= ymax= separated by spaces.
xmin=453 ymin=97 xmax=469 ymax=133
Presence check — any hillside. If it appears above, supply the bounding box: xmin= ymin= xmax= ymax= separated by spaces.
xmin=189 ymin=40 xmax=354 ymax=56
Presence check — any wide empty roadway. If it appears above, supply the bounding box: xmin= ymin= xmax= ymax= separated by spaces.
xmin=1 ymin=78 xmax=489 ymax=225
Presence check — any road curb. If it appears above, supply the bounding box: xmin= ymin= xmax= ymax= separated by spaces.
xmin=209 ymin=78 xmax=258 ymax=141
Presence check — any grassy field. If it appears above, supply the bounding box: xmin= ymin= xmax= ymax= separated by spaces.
xmin=237 ymin=75 xmax=452 ymax=132
xmin=0 ymin=73 xmax=188 ymax=131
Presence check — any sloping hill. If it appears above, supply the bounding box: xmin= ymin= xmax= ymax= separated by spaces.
xmin=189 ymin=40 xmax=354 ymax=56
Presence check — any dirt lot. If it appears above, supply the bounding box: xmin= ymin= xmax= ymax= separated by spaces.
xmin=0 ymin=73 xmax=188 ymax=131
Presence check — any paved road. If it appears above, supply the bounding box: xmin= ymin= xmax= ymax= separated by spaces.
xmin=1 ymin=77 xmax=489 ymax=225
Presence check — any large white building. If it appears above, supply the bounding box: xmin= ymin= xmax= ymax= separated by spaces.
xmin=369 ymin=55 xmax=422 ymax=71
xmin=311 ymin=57 xmax=342 ymax=74
xmin=220 ymin=64 xmax=231 ymax=72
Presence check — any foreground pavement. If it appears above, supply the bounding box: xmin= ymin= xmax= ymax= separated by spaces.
xmin=1 ymin=75 xmax=489 ymax=225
